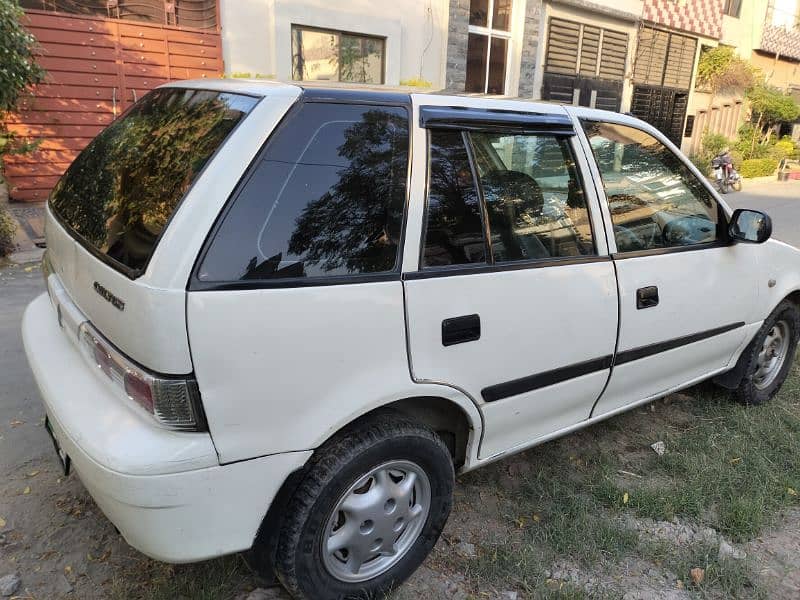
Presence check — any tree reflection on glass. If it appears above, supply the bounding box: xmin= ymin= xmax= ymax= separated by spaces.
xmin=50 ymin=89 xmax=255 ymax=273
xmin=282 ymin=109 xmax=407 ymax=275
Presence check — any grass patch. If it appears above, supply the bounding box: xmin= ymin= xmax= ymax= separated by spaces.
xmin=108 ymin=555 xmax=257 ymax=600
xmin=597 ymin=360 xmax=800 ymax=540
xmin=443 ymin=358 xmax=800 ymax=597
xmin=641 ymin=540 xmax=765 ymax=599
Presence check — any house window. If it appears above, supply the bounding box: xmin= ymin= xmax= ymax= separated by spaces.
xmin=291 ymin=26 xmax=385 ymax=84
xmin=466 ymin=0 xmax=513 ymax=94
xmin=722 ymin=0 xmax=742 ymax=17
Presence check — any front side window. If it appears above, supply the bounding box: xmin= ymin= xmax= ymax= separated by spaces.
xmin=470 ymin=132 xmax=595 ymax=262
xmin=466 ymin=0 xmax=512 ymax=94
xmin=292 ymin=26 xmax=385 ymax=84
xmin=583 ymin=121 xmax=721 ymax=253
xmin=199 ymin=103 xmax=408 ymax=282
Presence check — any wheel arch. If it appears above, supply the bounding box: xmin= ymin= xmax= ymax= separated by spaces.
xmin=246 ymin=391 xmax=482 ymax=577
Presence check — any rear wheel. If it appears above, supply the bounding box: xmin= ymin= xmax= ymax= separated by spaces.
xmin=271 ymin=414 xmax=454 ymax=600
xmin=731 ymin=300 xmax=799 ymax=405
xmin=731 ymin=177 xmax=743 ymax=192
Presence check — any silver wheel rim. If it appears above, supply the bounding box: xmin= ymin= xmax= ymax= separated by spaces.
xmin=753 ymin=320 xmax=790 ymax=390
xmin=321 ymin=460 xmax=431 ymax=583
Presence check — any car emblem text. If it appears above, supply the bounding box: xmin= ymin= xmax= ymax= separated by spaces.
xmin=93 ymin=282 xmax=125 ymax=311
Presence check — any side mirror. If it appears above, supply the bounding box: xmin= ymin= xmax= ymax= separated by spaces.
xmin=729 ymin=209 xmax=772 ymax=244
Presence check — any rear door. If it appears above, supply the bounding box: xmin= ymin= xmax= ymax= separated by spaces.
xmin=403 ymin=104 xmax=619 ymax=459
xmin=576 ymin=115 xmax=760 ymax=416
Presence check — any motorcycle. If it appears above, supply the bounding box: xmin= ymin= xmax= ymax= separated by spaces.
xmin=711 ymin=151 xmax=742 ymax=194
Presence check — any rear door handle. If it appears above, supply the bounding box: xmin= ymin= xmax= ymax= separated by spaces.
xmin=636 ymin=286 xmax=659 ymax=309
xmin=442 ymin=314 xmax=481 ymax=346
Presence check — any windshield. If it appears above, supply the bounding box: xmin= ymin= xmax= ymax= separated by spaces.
xmin=49 ymin=87 xmax=259 ymax=276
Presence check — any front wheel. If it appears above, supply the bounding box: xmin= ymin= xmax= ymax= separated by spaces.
xmin=732 ymin=300 xmax=799 ymax=405
xmin=718 ymin=178 xmax=729 ymax=194
xmin=271 ymin=413 xmax=454 ymax=599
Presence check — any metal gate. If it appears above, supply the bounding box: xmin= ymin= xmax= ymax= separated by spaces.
xmin=630 ymin=26 xmax=696 ymax=145
xmin=630 ymin=85 xmax=689 ymax=145
xmin=541 ymin=17 xmax=628 ymax=111
xmin=4 ymin=8 xmax=222 ymax=202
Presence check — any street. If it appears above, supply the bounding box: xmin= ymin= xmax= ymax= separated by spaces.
xmin=728 ymin=180 xmax=800 ymax=248
xmin=0 ymin=179 xmax=798 ymax=599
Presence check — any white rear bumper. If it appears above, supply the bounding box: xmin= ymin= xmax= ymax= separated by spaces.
xmin=22 ymin=292 xmax=311 ymax=562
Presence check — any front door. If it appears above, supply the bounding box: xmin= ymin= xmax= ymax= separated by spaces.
xmin=404 ymin=114 xmax=618 ymax=459
xmin=578 ymin=118 xmax=760 ymax=416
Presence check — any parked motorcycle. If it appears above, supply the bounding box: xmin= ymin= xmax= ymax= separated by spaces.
xmin=711 ymin=151 xmax=742 ymax=194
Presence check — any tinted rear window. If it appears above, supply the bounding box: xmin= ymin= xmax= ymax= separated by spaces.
xmin=197 ymin=102 xmax=409 ymax=282
xmin=49 ymin=88 xmax=258 ymax=276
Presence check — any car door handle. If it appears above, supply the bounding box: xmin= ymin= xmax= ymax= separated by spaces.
xmin=442 ymin=314 xmax=481 ymax=346
xmin=636 ymin=286 xmax=659 ymax=309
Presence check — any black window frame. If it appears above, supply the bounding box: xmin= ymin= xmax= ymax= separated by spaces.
xmin=579 ymin=118 xmax=732 ymax=260
xmin=189 ymin=93 xmax=413 ymax=291
xmin=414 ymin=121 xmax=605 ymax=279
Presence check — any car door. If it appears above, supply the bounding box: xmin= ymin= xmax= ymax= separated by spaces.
xmin=403 ymin=104 xmax=619 ymax=459
xmin=575 ymin=114 xmax=762 ymax=417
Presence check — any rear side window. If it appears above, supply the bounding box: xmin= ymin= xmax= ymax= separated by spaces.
xmin=50 ymin=88 xmax=258 ymax=276
xmin=469 ymin=132 xmax=594 ymax=262
xmin=422 ymin=131 xmax=486 ymax=267
xmin=198 ymin=103 xmax=409 ymax=282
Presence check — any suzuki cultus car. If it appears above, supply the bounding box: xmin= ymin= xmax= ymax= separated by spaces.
xmin=23 ymin=80 xmax=799 ymax=599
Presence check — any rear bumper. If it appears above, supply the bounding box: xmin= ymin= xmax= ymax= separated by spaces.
xmin=22 ymin=292 xmax=311 ymax=562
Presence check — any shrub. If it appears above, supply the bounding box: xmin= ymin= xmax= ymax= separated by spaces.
xmin=769 ymin=139 xmax=795 ymax=161
xmin=739 ymin=158 xmax=778 ymax=178
xmin=0 ymin=205 xmax=17 ymax=257
xmin=702 ymin=132 xmax=730 ymax=156
xmin=1 ymin=1 xmax=46 ymax=167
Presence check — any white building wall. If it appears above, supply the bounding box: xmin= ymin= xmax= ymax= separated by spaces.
xmin=220 ymin=0 xmax=450 ymax=87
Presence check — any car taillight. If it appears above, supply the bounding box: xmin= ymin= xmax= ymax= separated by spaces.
xmin=78 ymin=322 xmax=205 ymax=431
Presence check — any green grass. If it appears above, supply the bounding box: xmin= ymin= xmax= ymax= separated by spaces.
xmin=641 ymin=540 xmax=765 ymax=599
xmin=595 ymin=362 xmax=800 ymax=540
xmin=108 ymin=555 xmax=257 ymax=600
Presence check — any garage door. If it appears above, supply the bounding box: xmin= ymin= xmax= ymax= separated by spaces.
xmin=541 ymin=18 xmax=628 ymax=111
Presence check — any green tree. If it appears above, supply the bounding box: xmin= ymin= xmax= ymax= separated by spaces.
xmin=745 ymin=83 xmax=800 ymax=152
xmin=695 ymin=46 xmax=755 ymax=115
xmin=0 ymin=0 xmax=46 ymax=161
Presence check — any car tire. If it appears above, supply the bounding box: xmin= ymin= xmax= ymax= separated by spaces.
xmin=272 ymin=412 xmax=454 ymax=600
xmin=732 ymin=300 xmax=799 ymax=406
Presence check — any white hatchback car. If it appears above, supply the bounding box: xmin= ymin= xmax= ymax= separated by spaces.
xmin=23 ymin=80 xmax=800 ymax=599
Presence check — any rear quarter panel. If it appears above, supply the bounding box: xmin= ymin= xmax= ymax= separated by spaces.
xmin=187 ymin=282 xmax=429 ymax=462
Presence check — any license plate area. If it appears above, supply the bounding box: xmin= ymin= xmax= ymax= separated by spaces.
xmin=44 ymin=416 xmax=71 ymax=476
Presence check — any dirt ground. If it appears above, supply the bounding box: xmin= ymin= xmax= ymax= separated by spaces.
xmin=2 ymin=261 xmax=799 ymax=599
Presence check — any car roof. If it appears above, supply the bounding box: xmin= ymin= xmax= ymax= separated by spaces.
xmin=159 ymin=78 xmax=636 ymax=123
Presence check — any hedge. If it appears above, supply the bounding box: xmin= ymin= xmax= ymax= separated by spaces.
xmin=739 ymin=158 xmax=778 ymax=178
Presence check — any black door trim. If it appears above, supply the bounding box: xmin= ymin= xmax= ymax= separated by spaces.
xmin=482 ymin=355 xmax=613 ymax=403
xmin=614 ymin=321 xmax=745 ymax=366
xmin=480 ymin=321 xmax=746 ymax=403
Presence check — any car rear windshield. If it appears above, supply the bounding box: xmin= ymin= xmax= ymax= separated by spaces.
xmin=49 ymin=88 xmax=259 ymax=277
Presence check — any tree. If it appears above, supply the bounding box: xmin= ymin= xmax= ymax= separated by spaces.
xmin=695 ymin=46 xmax=755 ymax=110
xmin=745 ymin=83 xmax=800 ymax=151
xmin=0 ymin=0 xmax=45 ymax=161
